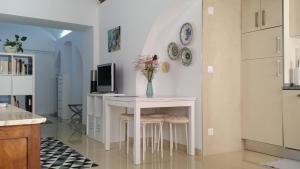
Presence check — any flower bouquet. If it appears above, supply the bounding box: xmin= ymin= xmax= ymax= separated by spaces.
xmin=136 ymin=55 xmax=159 ymax=97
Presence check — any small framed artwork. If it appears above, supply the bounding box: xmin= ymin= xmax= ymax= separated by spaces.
xmin=108 ymin=26 xmax=121 ymax=53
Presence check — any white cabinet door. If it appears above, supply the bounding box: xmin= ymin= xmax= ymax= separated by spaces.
xmin=12 ymin=76 xmax=33 ymax=95
xmin=242 ymin=0 xmax=261 ymax=33
xmin=242 ymin=26 xmax=283 ymax=60
xmin=260 ymin=0 xmax=283 ymax=29
xmin=242 ymin=57 xmax=283 ymax=146
xmin=0 ymin=76 xmax=11 ymax=95
xmin=283 ymin=91 xmax=300 ymax=150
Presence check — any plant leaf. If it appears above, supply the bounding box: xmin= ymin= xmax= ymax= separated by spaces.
xmin=21 ymin=36 xmax=27 ymax=41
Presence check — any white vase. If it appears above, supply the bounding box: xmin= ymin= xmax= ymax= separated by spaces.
xmin=3 ymin=46 xmax=17 ymax=53
xmin=294 ymin=67 xmax=300 ymax=86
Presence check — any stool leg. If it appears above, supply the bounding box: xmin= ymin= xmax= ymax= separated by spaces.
xmin=185 ymin=123 xmax=188 ymax=153
xmin=170 ymin=123 xmax=173 ymax=156
xmin=160 ymin=123 xmax=163 ymax=158
xmin=143 ymin=124 xmax=146 ymax=161
xmin=174 ymin=124 xmax=178 ymax=151
xmin=154 ymin=124 xmax=157 ymax=151
xmin=127 ymin=121 xmax=130 ymax=154
xmin=151 ymin=124 xmax=154 ymax=154
xmin=157 ymin=124 xmax=161 ymax=152
xmin=146 ymin=125 xmax=149 ymax=148
xmin=119 ymin=119 xmax=122 ymax=150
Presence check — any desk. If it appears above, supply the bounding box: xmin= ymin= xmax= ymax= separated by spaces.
xmin=103 ymin=96 xmax=196 ymax=165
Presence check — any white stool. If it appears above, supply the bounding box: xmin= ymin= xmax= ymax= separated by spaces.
xmin=165 ymin=115 xmax=189 ymax=156
xmin=119 ymin=113 xmax=164 ymax=160
xmin=119 ymin=113 xmax=133 ymax=154
xmin=141 ymin=116 xmax=164 ymax=160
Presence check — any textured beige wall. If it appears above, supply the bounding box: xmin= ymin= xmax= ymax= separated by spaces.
xmin=202 ymin=0 xmax=242 ymax=155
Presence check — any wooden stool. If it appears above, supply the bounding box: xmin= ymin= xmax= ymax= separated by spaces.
xmin=119 ymin=113 xmax=164 ymax=160
xmin=165 ymin=115 xmax=189 ymax=156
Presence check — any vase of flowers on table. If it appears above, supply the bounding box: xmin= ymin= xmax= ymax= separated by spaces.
xmin=136 ymin=54 xmax=159 ymax=97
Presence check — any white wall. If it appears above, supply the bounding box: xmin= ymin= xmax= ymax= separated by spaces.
xmin=32 ymin=51 xmax=57 ymax=116
xmin=0 ymin=0 xmax=98 ymax=27
xmin=98 ymin=0 xmax=202 ymax=149
xmin=284 ymin=0 xmax=300 ymax=83
xmin=55 ymin=31 xmax=93 ymax=123
xmin=0 ymin=22 xmax=57 ymax=115
xmin=0 ymin=23 xmax=56 ymax=52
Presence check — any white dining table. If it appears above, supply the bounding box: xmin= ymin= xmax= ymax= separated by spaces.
xmin=103 ymin=96 xmax=196 ymax=165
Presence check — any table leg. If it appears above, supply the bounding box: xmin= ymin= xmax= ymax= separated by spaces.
xmin=104 ymin=102 xmax=111 ymax=151
xmin=188 ymin=105 xmax=195 ymax=155
xmin=133 ymin=106 xmax=141 ymax=165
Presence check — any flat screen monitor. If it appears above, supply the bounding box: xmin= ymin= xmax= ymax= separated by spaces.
xmin=97 ymin=63 xmax=116 ymax=93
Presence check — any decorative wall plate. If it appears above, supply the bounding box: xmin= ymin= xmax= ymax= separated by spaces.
xmin=180 ymin=23 xmax=193 ymax=45
xmin=181 ymin=47 xmax=192 ymax=66
xmin=167 ymin=42 xmax=180 ymax=60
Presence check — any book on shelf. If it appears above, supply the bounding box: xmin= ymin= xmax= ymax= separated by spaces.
xmin=13 ymin=58 xmax=32 ymax=75
xmin=0 ymin=60 xmax=9 ymax=74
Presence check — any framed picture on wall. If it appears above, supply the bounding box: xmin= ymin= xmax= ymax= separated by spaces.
xmin=108 ymin=26 xmax=121 ymax=53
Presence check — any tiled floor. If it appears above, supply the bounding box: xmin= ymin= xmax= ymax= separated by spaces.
xmin=41 ymin=117 xmax=279 ymax=169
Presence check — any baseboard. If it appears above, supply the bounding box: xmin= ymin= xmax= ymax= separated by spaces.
xmin=127 ymin=137 xmax=202 ymax=157
xmin=244 ymin=139 xmax=300 ymax=161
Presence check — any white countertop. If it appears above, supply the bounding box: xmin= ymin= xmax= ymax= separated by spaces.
xmin=0 ymin=105 xmax=46 ymax=127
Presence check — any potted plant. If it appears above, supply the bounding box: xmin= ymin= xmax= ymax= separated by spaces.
xmin=3 ymin=35 xmax=27 ymax=53
xmin=136 ymin=55 xmax=159 ymax=97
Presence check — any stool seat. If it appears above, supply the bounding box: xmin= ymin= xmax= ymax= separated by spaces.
xmin=120 ymin=113 xmax=165 ymax=123
xmin=145 ymin=113 xmax=166 ymax=118
xmin=165 ymin=116 xmax=189 ymax=123
xmin=141 ymin=116 xmax=164 ymax=123
xmin=120 ymin=113 xmax=133 ymax=120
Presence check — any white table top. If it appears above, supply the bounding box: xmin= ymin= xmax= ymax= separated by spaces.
xmin=0 ymin=105 xmax=46 ymax=127
xmin=105 ymin=96 xmax=197 ymax=102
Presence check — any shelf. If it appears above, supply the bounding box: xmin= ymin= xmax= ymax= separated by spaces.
xmin=0 ymin=53 xmax=34 ymax=57
xmin=0 ymin=74 xmax=33 ymax=76
xmin=0 ymin=53 xmax=35 ymax=112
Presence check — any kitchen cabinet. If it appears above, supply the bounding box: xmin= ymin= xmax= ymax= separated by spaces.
xmin=242 ymin=0 xmax=282 ymax=33
xmin=290 ymin=0 xmax=300 ymax=37
xmin=242 ymin=57 xmax=283 ymax=146
xmin=242 ymin=26 xmax=283 ymax=60
xmin=283 ymin=90 xmax=300 ymax=150
xmin=0 ymin=124 xmax=41 ymax=169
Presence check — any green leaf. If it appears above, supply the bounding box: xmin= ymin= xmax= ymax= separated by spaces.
xmin=21 ymin=36 xmax=27 ymax=41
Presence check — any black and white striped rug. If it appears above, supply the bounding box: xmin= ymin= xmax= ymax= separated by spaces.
xmin=41 ymin=137 xmax=98 ymax=169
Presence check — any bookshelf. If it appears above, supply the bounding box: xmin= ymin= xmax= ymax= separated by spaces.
xmin=0 ymin=53 xmax=35 ymax=112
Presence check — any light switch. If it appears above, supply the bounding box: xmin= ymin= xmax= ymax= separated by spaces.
xmin=208 ymin=6 xmax=214 ymax=15
xmin=208 ymin=128 xmax=214 ymax=136
xmin=208 ymin=66 xmax=214 ymax=74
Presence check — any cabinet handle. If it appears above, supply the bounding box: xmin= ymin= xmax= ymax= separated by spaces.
xmin=262 ymin=10 xmax=266 ymax=26
xmin=276 ymin=36 xmax=281 ymax=53
xmin=276 ymin=60 xmax=281 ymax=77
xmin=255 ymin=12 xmax=259 ymax=27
